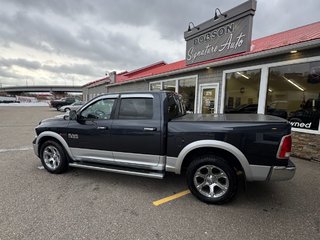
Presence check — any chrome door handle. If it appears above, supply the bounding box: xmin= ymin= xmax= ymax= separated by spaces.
xmin=97 ymin=126 xmax=108 ymax=130
xmin=143 ymin=127 xmax=157 ymax=131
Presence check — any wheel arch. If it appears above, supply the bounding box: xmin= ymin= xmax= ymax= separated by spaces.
xmin=36 ymin=131 xmax=74 ymax=160
xmin=172 ymin=140 xmax=253 ymax=180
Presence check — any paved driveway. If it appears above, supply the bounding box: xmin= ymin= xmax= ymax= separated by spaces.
xmin=0 ymin=107 xmax=319 ymax=239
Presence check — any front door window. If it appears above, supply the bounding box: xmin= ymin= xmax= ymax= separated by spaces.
xmin=80 ymin=98 xmax=115 ymax=120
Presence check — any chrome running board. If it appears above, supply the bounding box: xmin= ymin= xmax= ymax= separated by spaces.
xmin=69 ymin=162 xmax=164 ymax=179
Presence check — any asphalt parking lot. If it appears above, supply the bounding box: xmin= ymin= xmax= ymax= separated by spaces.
xmin=0 ymin=106 xmax=319 ymax=240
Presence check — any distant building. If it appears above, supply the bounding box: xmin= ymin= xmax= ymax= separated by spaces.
xmin=82 ymin=77 xmax=110 ymax=101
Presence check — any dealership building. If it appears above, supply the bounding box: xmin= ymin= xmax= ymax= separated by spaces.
xmin=82 ymin=12 xmax=320 ymax=161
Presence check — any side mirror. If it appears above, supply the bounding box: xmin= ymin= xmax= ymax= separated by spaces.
xmin=69 ymin=110 xmax=78 ymax=120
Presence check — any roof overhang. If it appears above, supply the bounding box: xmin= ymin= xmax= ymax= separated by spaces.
xmin=106 ymin=38 xmax=320 ymax=87
xmin=84 ymin=80 xmax=110 ymax=89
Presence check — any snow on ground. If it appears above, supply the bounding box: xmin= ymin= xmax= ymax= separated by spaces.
xmin=0 ymin=102 xmax=49 ymax=107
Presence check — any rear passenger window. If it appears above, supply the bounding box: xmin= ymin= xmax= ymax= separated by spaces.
xmin=168 ymin=94 xmax=185 ymax=120
xmin=168 ymin=95 xmax=179 ymax=120
xmin=119 ymin=98 xmax=153 ymax=119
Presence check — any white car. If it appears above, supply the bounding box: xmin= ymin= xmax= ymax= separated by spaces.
xmin=59 ymin=101 xmax=84 ymax=112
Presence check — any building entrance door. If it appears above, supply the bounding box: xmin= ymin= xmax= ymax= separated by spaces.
xmin=198 ymin=83 xmax=219 ymax=114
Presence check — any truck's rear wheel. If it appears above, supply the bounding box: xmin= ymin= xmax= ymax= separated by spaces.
xmin=186 ymin=155 xmax=238 ymax=204
xmin=40 ymin=140 xmax=68 ymax=174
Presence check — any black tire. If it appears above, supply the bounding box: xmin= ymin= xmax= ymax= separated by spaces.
xmin=56 ymin=105 xmax=61 ymax=111
xmin=186 ymin=155 xmax=238 ymax=204
xmin=40 ymin=140 xmax=69 ymax=174
xmin=65 ymin=108 xmax=70 ymax=112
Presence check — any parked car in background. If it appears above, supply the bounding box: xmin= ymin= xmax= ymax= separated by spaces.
xmin=288 ymin=98 xmax=320 ymax=130
xmin=0 ymin=96 xmax=20 ymax=103
xmin=225 ymin=104 xmax=258 ymax=114
xmin=49 ymin=97 xmax=76 ymax=110
xmin=225 ymin=103 xmax=288 ymax=119
xmin=59 ymin=101 xmax=85 ymax=112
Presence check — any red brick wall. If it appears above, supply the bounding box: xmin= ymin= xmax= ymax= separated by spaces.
xmin=292 ymin=132 xmax=320 ymax=162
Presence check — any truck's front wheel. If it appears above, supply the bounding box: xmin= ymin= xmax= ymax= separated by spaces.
xmin=40 ymin=140 xmax=68 ymax=174
xmin=186 ymin=155 xmax=238 ymax=204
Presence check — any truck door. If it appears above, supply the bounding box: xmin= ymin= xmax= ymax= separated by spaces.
xmin=110 ymin=93 xmax=162 ymax=170
xmin=67 ymin=95 xmax=117 ymax=163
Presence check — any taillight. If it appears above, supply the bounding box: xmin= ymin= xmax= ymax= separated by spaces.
xmin=277 ymin=134 xmax=292 ymax=159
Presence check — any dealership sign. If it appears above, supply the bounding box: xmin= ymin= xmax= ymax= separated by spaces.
xmin=184 ymin=0 xmax=256 ymax=65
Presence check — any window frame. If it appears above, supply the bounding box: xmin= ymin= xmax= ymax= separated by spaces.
xmin=114 ymin=93 xmax=155 ymax=120
xmin=117 ymin=98 xmax=154 ymax=120
xmin=221 ymin=56 xmax=320 ymax=134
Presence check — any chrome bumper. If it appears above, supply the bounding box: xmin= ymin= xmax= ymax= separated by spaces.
xmin=268 ymin=160 xmax=296 ymax=181
xmin=32 ymin=137 xmax=39 ymax=157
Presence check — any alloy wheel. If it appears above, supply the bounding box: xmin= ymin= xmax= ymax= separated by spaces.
xmin=43 ymin=145 xmax=61 ymax=170
xmin=193 ymin=165 xmax=229 ymax=199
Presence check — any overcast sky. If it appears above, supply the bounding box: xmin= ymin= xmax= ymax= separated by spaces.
xmin=0 ymin=0 xmax=319 ymax=87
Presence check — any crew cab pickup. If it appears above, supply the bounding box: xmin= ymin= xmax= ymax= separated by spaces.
xmin=33 ymin=91 xmax=295 ymax=204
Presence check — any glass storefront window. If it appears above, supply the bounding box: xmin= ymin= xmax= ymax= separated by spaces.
xmin=178 ymin=78 xmax=196 ymax=113
xmin=149 ymin=76 xmax=197 ymax=112
xmin=267 ymin=61 xmax=320 ymax=131
xmin=224 ymin=69 xmax=261 ymax=113
xmin=163 ymin=80 xmax=176 ymax=92
xmin=150 ymin=82 xmax=161 ymax=91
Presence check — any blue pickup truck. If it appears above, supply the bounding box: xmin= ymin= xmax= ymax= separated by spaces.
xmin=33 ymin=91 xmax=295 ymax=204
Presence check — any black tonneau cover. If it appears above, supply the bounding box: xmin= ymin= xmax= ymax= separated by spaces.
xmin=172 ymin=114 xmax=288 ymax=123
